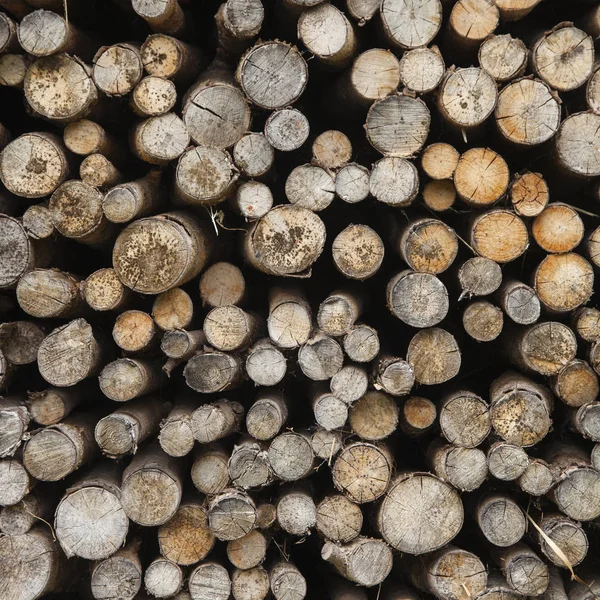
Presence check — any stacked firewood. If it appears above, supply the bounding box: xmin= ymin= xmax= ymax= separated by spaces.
xmin=1 ymin=0 xmax=600 ymax=598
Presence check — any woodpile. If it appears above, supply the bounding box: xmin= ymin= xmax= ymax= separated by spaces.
xmin=1 ymin=0 xmax=600 ymax=598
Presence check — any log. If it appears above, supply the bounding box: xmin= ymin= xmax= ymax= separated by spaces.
xmin=428 ymin=441 xmax=488 ymax=492
xmin=439 ymin=391 xmax=491 ymax=448
xmin=0 ymin=492 xmax=48 ymax=535
xmin=331 ymin=442 xmax=392 ymax=504
xmin=386 ymin=270 xmax=449 ymax=328
xmin=335 ymin=164 xmax=370 ymax=204
xmin=346 ymin=0 xmax=379 ymax=24
xmin=229 ymin=439 xmax=273 ymax=489
xmin=159 ymin=401 xmax=195 ymax=457
xmin=489 ymin=372 xmax=552 ymax=447
xmin=267 ymin=287 xmax=312 ymax=349
xmin=80 ymin=154 xmax=123 ymax=189
xmin=95 ymin=397 xmax=167 ymax=457
xmin=476 ymin=494 xmax=525 ymax=547
xmin=208 ymin=489 xmax=257 ymax=541
xmin=265 ymin=109 xmax=310 ymax=152
xmin=399 ymin=47 xmax=445 ymax=94
xmin=343 ymin=324 xmax=380 ymax=363
xmin=0 ymin=53 xmax=29 ymax=87
xmin=24 ymin=54 xmax=98 ymax=123
xmin=132 ymin=113 xmax=190 ymax=165
xmin=311 ymin=428 xmax=342 ymax=460
xmin=203 ymin=305 xmax=258 ymax=351
xmin=237 ymin=41 xmax=308 ymax=110
xmin=330 ymin=364 xmax=368 ymax=404
xmin=184 ymin=349 xmax=243 ymax=393
xmin=0 ymin=397 xmax=29 ymax=457
xmin=112 ymin=310 xmax=156 ymax=353
xmin=38 ymin=319 xmax=103 ymax=387
xmin=113 ymin=212 xmax=212 ymax=294
xmin=268 ymin=430 xmax=314 ymax=481
xmin=406 ymin=328 xmax=461 ymax=385
xmin=152 ymin=288 xmax=194 ymax=331
xmin=458 ymin=257 xmax=502 ymax=298
xmin=54 ymin=462 xmax=129 ymax=560
xmin=493 ymin=544 xmax=548 ymax=597
xmin=422 ymin=180 xmax=457 ymax=212
xmin=478 ymin=34 xmax=528 ymax=82
xmin=332 ymin=224 xmax=384 ymax=280
xmin=0 ymin=457 xmax=32 ymax=508
xmin=349 ymin=391 xmax=399 ymax=441
xmin=64 ymin=119 xmax=123 ymax=160
xmin=189 ymin=562 xmax=231 ymax=600
xmin=572 ymin=307 xmax=600 ymax=342
xmin=509 ymin=172 xmax=549 ymax=217
xmin=0 ymin=132 xmax=68 ymax=198
xmin=285 ymin=164 xmax=335 ymax=211
xmin=23 ymin=412 xmax=97 ymax=481
xmin=276 ymin=486 xmax=316 ymax=536
xmin=235 ymin=181 xmax=273 ymax=220
xmin=22 ymin=205 xmax=54 ymax=241
xmin=372 ymin=356 xmax=415 ymax=397
xmin=400 ymin=396 xmax=437 ymax=436
xmin=369 ymin=157 xmax=419 ymax=206
xmin=317 ymin=291 xmax=361 ymax=338
xmin=270 ymin=562 xmax=306 ymax=600
xmin=82 ymin=268 xmax=132 ymax=312
xmin=0 ymin=321 xmax=44 ymax=366
xmin=517 ymin=458 xmax=553 ymax=496
xmin=191 ymin=445 xmax=230 ymax=495
xmin=322 ymin=537 xmax=393 ymax=588
xmin=454 ymin=148 xmax=509 ymax=207
xmin=448 ymin=0 xmax=499 ymax=50
xmin=233 ymin=133 xmax=274 ymax=178
xmin=535 ymin=513 xmax=588 ymax=568
xmin=131 ymin=75 xmax=177 ymax=116
xmin=463 ymin=301 xmax=503 ymax=342
xmin=551 ymin=359 xmax=598 ymax=407
xmin=497 ymin=280 xmax=540 ymax=325
xmin=312 ymin=130 xmax=352 ymax=170
xmin=421 ymin=143 xmax=459 ymax=181
xmin=121 ymin=444 xmax=183 ymax=526
xmin=227 ymin=529 xmax=268 ymax=570
xmin=140 ymin=34 xmax=202 ymax=85
xmin=533 ymin=204 xmax=584 ymax=254
xmin=316 ymin=494 xmax=363 ymax=543
xmin=231 ymin=566 xmax=269 ymax=600
xmin=555 ymin=112 xmax=600 ymax=178
xmin=380 ymin=0 xmax=442 ymax=50
xmin=470 ymin=210 xmax=529 ymax=264
xmin=191 ymin=399 xmax=243 ymax=443
xmin=144 ymin=557 xmax=183 ymax=598
xmin=487 ymin=441 xmax=529 ymax=481
xmin=532 ymin=24 xmax=594 ymax=92
xmin=215 ymin=0 xmax=264 ymax=55
xmin=200 ymin=262 xmax=246 ymax=308
xmin=158 ymin=498 xmax=215 ymax=565
xmin=312 ymin=390 xmax=348 ymax=431
xmin=0 ymin=14 xmax=16 ymax=57
xmin=90 ymin=540 xmax=142 ymax=600
xmin=571 ymin=401 xmax=600 ymax=441
xmin=131 ymin=0 xmax=187 ymax=35
xmin=245 ymin=392 xmax=288 ymax=440
xmin=29 ymin=385 xmax=83 ymax=426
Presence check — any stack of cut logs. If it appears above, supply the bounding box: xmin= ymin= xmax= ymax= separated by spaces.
xmin=2 ymin=0 xmax=600 ymax=598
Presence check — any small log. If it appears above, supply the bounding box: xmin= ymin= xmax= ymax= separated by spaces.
xmin=349 ymin=391 xmax=399 ymax=441
xmin=571 ymin=401 xmax=600 ymax=441
xmin=22 ymin=204 xmax=55 ymax=240
xmin=113 ymin=212 xmax=212 ymax=294
xmin=463 ymin=301 xmax=503 ymax=342
xmin=509 ymin=171 xmax=549 ymax=217
xmin=346 ymin=0 xmax=379 ymax=24
xmin=0 ymin=321 xmax=45 ymax=366
xmin=191 ymin=399 xmax=243 ymax=444
xmin=335 ymin=163 xmax=370 ymax=204
xmin=332 ymin=224 xmax=384 ymax=280
xmin=82 ymin=268 xmax=131 ymax=312
xmin=322 ymin=537 xmax=393 ymax=588
xmin=478 ymin=34 xmax=528 ymax=82
xmin=572 ymin=307 xmax=600 ymax=342
xmin=316 ymin=494 xmax=363 ymax=543
xmin=373 ymin=356 xmax=414 ymax=397
xmin=189 ymin=562 xmax=231 ymax=600
xmin=0 ymin=458 xmax=32 ymax=506
xmin=229 ymin=439 xmax=273 ymax=489
xmin=23 ymin=412 xmax=97 ymax=481
xmin=204 ymin=305 xmax=258 ymax=351
xmin=533 ymin=204 xmax=584 ymax=254
xmin=38 ymin=319 xmax=103 ymax=387
xmin=454 ymin=148 xmax=509 ymax=207
xmin=131 ymin=0 xmax=188 ymax=35
xmin=0 ymin=53 xmax=28 ymax=87
xmin=555 ymin=112 xmax=600 ymax=178
xmin=191 ymin=446 xmax=230 ymax=495
xmin=0 ymin=492 xmax=48 ymax=535
xmin=497 ymin=280 xmax=540 ymax=325
xmin=158 ymin=498 xmax=214 ymax=565
xmin=0 ymin=397 xmax=29 ymax=457
xmin=245 ymin=392 xmax=288 ymax=440
xmin=208 ymin=489 xmax=257 ymax=541
xmin=470 ymin=210 xmax=529 ymax=264
xmin=487 ymin=441 xmax=529 ymax=481
xmin=421 ymin=143 xmax=459 ymax=180
xmin=103 ymin=172 xmax=162 ymax=224
xmin=140 ymin=33 xmax=202 ymax=85
xmin=215 ymin=0 xmax=264 ymax=55
xmin=458 ymin=257 xmax=502 ymax=298
xmin=400 ymin=396 xmax=437 ymax=436
xmin=495 ymin=78 xmax=561 ymax=146
xmin=235 ymin=181 xmax=273 ymax=220
xmin=517 ymin=458 xmax=553 ymax=496
xmin=0 ymin=132 xmax=68 ymax=198
xmin=112 ymin=310 xmax=156 ymax=354
xmin=448 ymin=0 xmax=499 ymax=50
xmin=399 ymin=47 xmax=445 ymax=94
xmin=406 ymin=328 xmax=461 ymax=386
xmin=95 ymin=397 xmax=167 ymax=458
xmin=54 ymin=462 xmax=129 ymax=560
xmin=312 ymin=130 xmax=352 ymax=170
xmin=370 ymin=157 xmax=419 ymax=206
xmin=270 ymin=562 xmax=306 ymax=600
xmin=439 ymin=391 xmax=491 ymax=448
xmin=131 ymin=75 xmax=177 ymax=116
xmin=493 ymin=544 xmax=548 ymax=597
xmin=121 ymin=444 xmax=183 ymax=526
xmin=80 ymin=154 xmax=123 ymax=189
xmin=233 ymin=133 xmax=274 ymax=178
xmin=317 ymin=291 xmax=361 ymax=338
xmin=438 ymin=68 xmax=497 ymax=131
xmin=332 ymin=442 xmax=392 ymax=504
xmin=343 ymin=324 xmax=380 ymax=363
xmin=24 ymin=54 xmax=98 ymax=123
xmin=267 ymin=287 xmax=312 ymax=349
xmin=227 ymin=529 xmax=268 ymax=569
xmin=159 ymin=401 xmax=195 ymax=457
xmin=184 ymin=348 xmax=243 ymax=393
xmin=231 ymin=566 xmax=269 ymax=600
xmin=387 ymin=270 xmax=449 ymax=328
xmin=365 ymin=94 xmax=431 ymax=158
xmin=532 ymin=24 xmax=594 ymax=92
xmin=299 ymin=332 xmax=344 ymax=381
xmin=99 ymin=358 xmax=161 ymax=402
xmin=313 ymin=390 xmax=348 ymax=431
xmin=152 ymin=288 xmax=194 ymax=331
xmin=536 ymin=513 xmax=588 ymax=568
xmin=90 ymin=540 xmax=142 ymax=600
xmin=132 ymin=113 xmax=190 ymax=165
xmin=489 ymin=371 xmax=552 ymax=447
xmin=380 ymin=0 xmax=442 ymax=50
xmin=265 ymin=108 xmax=310 ymax=152
xmin=145 ymin=557 xmax=183 ymax=598
xmin=285 ymin=164 xmax=335 ymax=211
xmin=237 ymin=41 xmax=308 ymax=110
xmin=268 ymin=430 xmax=314 ymax=481
xmin=410 ymin=546 xmax=488 ymax=600
xmin=276 ymin=486 xmax=316 ymax=536
xmin=551 ymin=359 xmax=599 ymax=407
xmin=200 ymin=262 xmax=245 ymax=309
xmin=422 ymin=180 xmax=457 ymax=212
xmin=428 ymin=441 xmax=488 ymax=492
xmin=476 ymin=494 xmax=525 ymax=547
xmin=330 ymin=364 xmax=368 ymax=404
xmin=64 ymin=119 xmax=123 ymax=160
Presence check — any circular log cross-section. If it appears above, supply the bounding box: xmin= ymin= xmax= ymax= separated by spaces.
xmin=370 ymin=156 xmax=419 ymax=206
xmin=233 ymin=133 xmax=274 ymax=178
xmin=421 ymin=143 xmax=459 ymax=180
xmin=478 ymin=34 xmax=528 ymax=82
xmin=200 ymin=262 xmax=246 ymax=308
xmin=344 ymin=324 xmax=380 ymax=363
xmin=439 ymin=391 xmax=491 ymax=448
xmin=131 ymin=75 xmax=177 ymax=116
xmin=133 ymin=113 xmax=189 ymax=165
xmin=471 ymin=210 xmax=528 ymax=264
xmin=285 ymin=165 xmax=335 ymax=212
xmin=454 ymin=148 xmax=509 ymax=207
xmin=93 ymin=44 xmax=143 ymax=97
xmin=268 ymin=431 xmax=314 ymax=482
xmin=429 ymin=443 xmax=487 ymax=492
xmin=316 ymin=494 xmax=363 ymax=543
xmin=510 ymin=171 xmax=549 ymax=217
xmin=532 ymin=204 xmax=584 ymax=253
xmin=449 ymin=0 xmax=499 ymax=48
xmin=555 ymin=112 xmax=600 ymax=178
xmin=462 ymin=301 xmax=503 ymax=342
xmin=347 ymin=48 xmax=400 ymax=106
xmin=349 ymin=391 xmax=399 ymax=441
xmin=399 ymin=47 xmax=445 ymax=94
xmin=332 ymin=224 xmax=384 ymax=280
xmin=184 ymin=350 xmax=243 ymax=394
xmin=208 ymin=490 xmax=257 ymax=541
xmin=476 ymin=495 xmax=526 ymax=547
xmin=406 ymin=328 xmax=461 ymax=385
xmin=312 ymin=130 xmax=352 ymax=170
xmin=380 ymin=0 xmax=442 ymax=50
